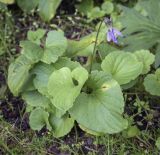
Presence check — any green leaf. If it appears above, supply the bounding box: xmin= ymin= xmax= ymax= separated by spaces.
xmin=134 ymin=50 xmax=155 ymax=74
xmin=48 ymin=67 xmax=88 ymax=112
xmin=144 ymin=69 xmax=160 ymax=96
xmin=49 ymin=114 xmax=74 ymax=138
xmin=87 ymin=7 xmax=105 ymax=21
xmin=76 ymin=0 xmax=94 ymax=15
xmin=17 ymin=0 xmax=39 ymax=12
xmin=118 ymin=0 xmax=160 ymax=51
xmin=101 ymin=1 xmax=114 ymax=14
xmin=54 ymin=57 xmax=80 ymax=70
xmin=25 ymin=104 xmax=34 ymax=113
xmin=101 ymin=51 xmax=143 ymax=85
xmin=41 ymin=30 xmax=67 ymax=64
xmin=29 ymin=107 xmax=51 ymax=131
xmin=20 ymin=41 xmax=43 ymax=63
xmin=127 ymin=125 xmax=140 ymax=138
xmin=156 ymin=137 xmax=160 ymax=150
xmin=76 ymin=44 xmax=94 ymax=56
xmin=66 ymin=32 xmax=104 ymax=57
xmin=31 ymin=62 xmax=55 ymax=96
xmin=22 ymin=91 xmax=50 ymax=108
xmin=8 ymin=55 xmax=33 ymax=96
xmin=66 ymin=33 xmax=95 ymax=57
xmin=0 ymin=0 xmax=14 ymax=4
xmin=69 ymin=71 xmax=128 ymax=134
xmin=27 ymin=29 xmax=46 ymax=44
xmin=38 ymin=0 xmax=62 ymax=21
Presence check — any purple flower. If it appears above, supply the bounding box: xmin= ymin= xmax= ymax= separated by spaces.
xmin=107 ymin=27 xmax=123 ymax=44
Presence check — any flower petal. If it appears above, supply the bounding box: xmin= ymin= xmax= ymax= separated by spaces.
xmin=113 ymin=28 xmax=123 ymax=37
xmin=110 ymin=29 xmax=118 ymax=44
xmin=107 ymin=31 xmax=112 ymax=42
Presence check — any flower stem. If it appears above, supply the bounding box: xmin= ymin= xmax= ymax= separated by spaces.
xmin=89 ymin=20 xmax=103 ymax=74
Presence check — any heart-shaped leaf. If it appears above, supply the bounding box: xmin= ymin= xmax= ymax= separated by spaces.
xmin=69 ymin=71 xmax=128 ymax=134
xmin=48 ymin=67 xmax=88 ymax=112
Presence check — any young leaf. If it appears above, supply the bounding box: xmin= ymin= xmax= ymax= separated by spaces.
xmin=48 ymin=67 xmax=88 ymax=112
xmin=87 ymin=7 xmax=105 ymax=21
xmin=127 ymin=125 xmax=140 ymax=138
xmin=101 ymin=51 xmax=143 ymax=85
xmin=29 ymin=107 xmax=51 ymax=131
xmin=134 ymin=50 xmax=155 ymax=74
xmin=144 ymin=69 xmax=160 ymax=96
xmin=8 ymin=55 xmax=33 ymax=96
xmin=101 ymin=1 xmax=114 ymax=14
xmin=38 ymin=0 xmax=62 ymax=22
xmin=27 ymin=29 xmax=46 ymax=44
xmin=49 ymin=114 xmax=74 ymax=138
xmin=69 ymin=71 xmax=128 ymax=134
xmin=76 ymin=0 xmax=93 ymax=15
xmin=41 ymin=30 xmax=67 ymax=64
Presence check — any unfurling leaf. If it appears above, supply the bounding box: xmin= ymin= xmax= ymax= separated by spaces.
xmin=29 ymin=107 xmax=51 ymax=131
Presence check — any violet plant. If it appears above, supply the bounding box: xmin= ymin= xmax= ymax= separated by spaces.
xmin=7 ymin=17 xmax=155 ymax=137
